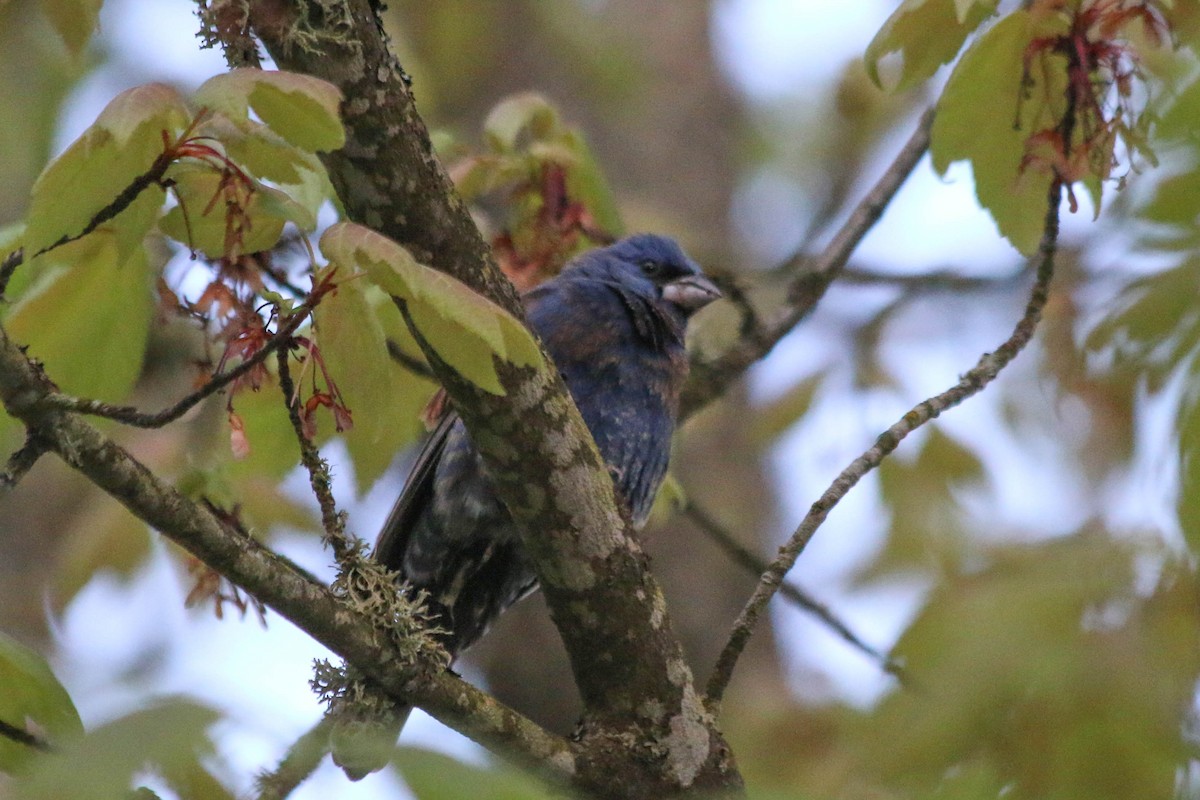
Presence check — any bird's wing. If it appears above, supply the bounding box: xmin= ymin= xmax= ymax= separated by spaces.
xmin=374 ymin=408 xmax=458 ymax=573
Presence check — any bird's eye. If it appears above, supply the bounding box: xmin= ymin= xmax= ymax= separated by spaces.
xmin=640 ymin=259 xmax=661 ymax=276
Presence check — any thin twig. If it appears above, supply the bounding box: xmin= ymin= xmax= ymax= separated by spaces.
xmin=195 ymin=0 xmax=264 ymax=69
xmin=255 ymin=717 xmax=332 ymax=800
xmin=30 ymin=150 xmax=175 ymax=261
xmin=684 ymin=503 xmax=908 ymax=686
xmin=704 ymin=180 xmax=1064 ymax=709
xmin=275 ymin=345 xmax=350 ymax=559
xmin=0 ymin=718 xmax=52 ymax=752
xmin=385 ymin=338 xmax=436 ymax=381
xmin=0 ymin=248 xmax=23 ymax=299
xmin=40 ymin=295 xmax=320 ymax=428
xmin=681 ymin=106 xmax=936 ymax=421
xmin=838 ymin=264 xmax=1030 ymax=291
xmin=0 ymin=432 xmax=48 ymax=489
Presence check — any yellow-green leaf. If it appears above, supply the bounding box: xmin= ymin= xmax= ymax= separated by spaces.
xmin=483 ymin=92 xmax=561 ymax=152
xmin=392 ymin=746 xmax=555 ymax=800
xmin=194 ymin=68 xmax=344 ymax=153
xmin=863 ymin=535 xmax=1197 ymax=800
xmin=320 ymin=222 xmax=543 ymax=396
xmin=931 ymin=10 xmax=1066 ymax=254
xmin=0 ymin=632 xmax=82 ymax=774
xmin=1176 ymin=377 xmax=1200 ymax=555
xmin=645 ymin=471 xmax=686 ymax=528
xmin=6 ymin=233 xmax=153 ymax=403
xmin=314 ymin=266 xmax=429 ymax=493
xmin=24 ymin=83 xmax=188 ymax=256
xmin=560 ymin=128 xmax=624 ymax=237
xmin=865 ymin=0 xmax=998 ymax=93
xmin=866 ymin=427 xmax=983 ymax=580
xmin=39 ymin=0 xmax=103 ymax=57
xmin=225 ymin=382 xmax=301 ymax=482
xmin=13 ymin=701 xmax=219 ymax=800
xmin=751 ymin=372 xmax=825 ymax=446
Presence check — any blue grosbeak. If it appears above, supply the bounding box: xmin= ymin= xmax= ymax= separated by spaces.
xmin=375 ymin=233 xmax=721 ymax=656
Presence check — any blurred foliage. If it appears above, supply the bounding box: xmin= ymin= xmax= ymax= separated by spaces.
xmin=12 ymin=700 xmax=232 ymax=800
xmin=450 ymin=91 xmax=623 ymax=289
xmin=1 ymin=1 xmax=1200 ymax=799
xmin=390 ymin=747 xmax=557 ymax=800
xmin=0 ymin=631 xmax=82 ymax=773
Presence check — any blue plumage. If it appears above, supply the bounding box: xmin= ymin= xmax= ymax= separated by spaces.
xmin=374 ymin=233 xmax=720 ymax=654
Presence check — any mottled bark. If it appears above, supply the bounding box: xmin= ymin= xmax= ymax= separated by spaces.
xmin=246 ymin=0 xmax=742 ymax=794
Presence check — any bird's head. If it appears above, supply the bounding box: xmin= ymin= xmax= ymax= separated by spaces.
xmin=582 ymin=234 xmax=723 ymax=318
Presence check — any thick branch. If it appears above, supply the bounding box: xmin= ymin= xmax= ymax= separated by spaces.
xmin=0 ymin=323 xmax=573 ymax=777
xmin=237 ymin=2 xmax=739 ymax=793
xmin=680 ymin=107 xmax=935 ymax=421
xmin=705 ymin=180 xmax=1064 ymax=707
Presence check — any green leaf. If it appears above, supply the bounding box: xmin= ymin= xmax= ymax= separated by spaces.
xmin=189 ymin=105 xmax=337 ymax=221
xmin=13 ymin=701 xmax=220 ymax=800
xmin=751 ymin=372 xmax=824 ymax=446
xmin=5 ymin=232 xmax=153 ymax=403
xmin=866 ymin=427 xmax=983 ymax=581
xmin=1140 ymin=168 xmax=1200 ymax=228
xmin=0 ymin=632 xmax=82 ymax=774
xmin=1155 ymin=75 xmax=1200 ymax=142
xmin=1083 ymin=259 xmax=1200 ymax=388
xmin=931 ymin=10 xmax=1067 ymax=254
xmin=196 ymin=113 xmax=307 ymax=184
xmin=1176 ymin=377 xmax=1200 ymax=555
xmin=863 ymin=535 xmax=1198 ymax=800
xmin=314 ymin=267 xmax=431 ymax=492
xmin=559 ymin=128 xmax=624 ymax=237
xmin=225 ymin=381 xmax=301 ymax=481
xmin=39 ymin=0 xmax=103 ymax=57
xmin=864 ymin=0 xmax=998 ymax=93
xmin=483 ymin=92 xmax=561 ymax=152
xmin=194 ymin=68 xmax=345 ymax=153
xmin=392 ymin=747 xmax=555 ymax=800
xmin=645 ymin=471 xmax=686 ymax=528
xmin=321 ymin=222 xmax=543 ymax=396
xmin=23 ymin=83 xmax=188 ymax=256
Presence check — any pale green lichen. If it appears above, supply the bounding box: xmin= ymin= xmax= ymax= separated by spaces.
xmin=329 ymin=539 xmax=448 ymax=672
xmin=661 ymin=683 xmax=712 ymax=788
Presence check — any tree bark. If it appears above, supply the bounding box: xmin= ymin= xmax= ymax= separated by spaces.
xmin=245 ymin=0 xmax=743 ymax=794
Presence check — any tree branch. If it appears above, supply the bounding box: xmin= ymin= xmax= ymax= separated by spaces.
xmin=244 ymin=1 xmax=740 ymax=793
xmin=680 ymin=107 xmax=936 ymax=421
xmin=275 ymin=345 xmax=349 ymax=556
xmin=0 ymin=248 xmax=23 ymax=299
xmin=704 ymin=180 xmax=1065 ymax=708
xmin=38 ymin=293 xmax=320 ymax=428
xmin=0 ymin=431 xmax=48 ymax=489
xmin=683 ymin=503 xmax=907 ymax=685
xmin=0 ymin=321 xmax=574 ymax=779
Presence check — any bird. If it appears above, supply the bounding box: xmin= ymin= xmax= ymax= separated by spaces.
xmin=373 ymin=232 xmax=720 ymax=699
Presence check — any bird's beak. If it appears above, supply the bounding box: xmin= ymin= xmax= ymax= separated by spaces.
xmin=662 ymin=274 xmax=722 ymax=313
